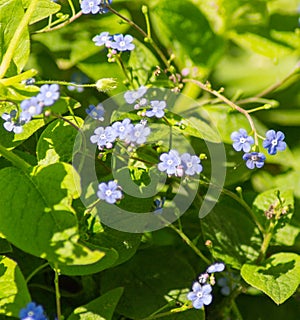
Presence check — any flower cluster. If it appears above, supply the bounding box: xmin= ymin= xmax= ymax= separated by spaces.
xmin=19 ymin=301 xmax=47 ymax=320
xmin=93 ymin=31 xmax=135 ymax=52
xmin=231 ymin=128 xmax=287 ymax=169
xmin=124 ymin=86 xmax=168 ymax=118
xmin=158 ymin=149 xmax=203 ymax=177
xmin=90 ymin=118 xmax=151 ymax=150
xmin=97 ymin=180 xmax=122 ymax=204
xmin=187 ymin=262 xmax=225 ymax=309
xmin=80 ymin=0 xmax=112 ymax=14
xmin=1 ymin=84 xmax=60 ymax=134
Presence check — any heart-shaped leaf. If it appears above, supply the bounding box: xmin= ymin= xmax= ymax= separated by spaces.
xmin=241 ymin=252 xmax=300 ymax=304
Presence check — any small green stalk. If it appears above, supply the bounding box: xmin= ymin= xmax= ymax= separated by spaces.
xmin=0 ymin=0 xmax=39 ymax=79
xmin=54 ymin=265 xmax=62 ymax=320
xmin=167 ymin=222 xmax=211 ymax=265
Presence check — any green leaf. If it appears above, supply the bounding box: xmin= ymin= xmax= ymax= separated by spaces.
xmin=193 ymin=0 xmax=268 ymax=33
xmin=241 ymin=252 xmax=300 ymax=304
xmin=101 ymin=247 xmax=196 ymax=319
xmin=228 ymin=31 xmax=293 ymax=59
xmin=150 ymin=0 xmax=223 ymax=73
xmin=201 ymin=194 xmax=262 ymax=269
xmin=67 ymin=287 xmax=124 ymax=320
xmin=0 ymin=0 xmax=30 ymax=76
xmin=0 ymin=163 xmax=104 ymax=266
xmin=22 ymin=0 xmax=61 ymax=25
xmin=37 ymin=116 xmax=84 ymax=165
xmin=0 ymin=255 xmax=31 ymax=317
xmin=128 ymin=39 xmax=159 ymax=85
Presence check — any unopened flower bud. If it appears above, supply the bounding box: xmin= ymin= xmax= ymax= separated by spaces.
xmin=96 ymin=78 xmax=117 ymax=92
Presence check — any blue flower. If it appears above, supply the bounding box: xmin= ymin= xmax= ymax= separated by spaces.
xmin=243 ymin=152 xmax=266 ymax=169
xmin=126 ymin=123 xmax=151 ymax=145
xmin=180 ymin=153 xmax=203 ymax=176
xmin=90 ymin=126 xmax=117 ymax=149
xmin=110 ymin=34 xmax=135 ymax=52
xmin=187 ymin=282 xmax=213 ymax=309
xmin=1 ymin=110 xmax=24 ymax=134
xmin=20 ymin=97 xmax=43 ymax=119
xmin=230 ymin=129 xmax=254 ymax=152
xmin=37 ymin=84 xmax=60 ymax=106
xmin=146 ymin=100 xmax=166 ymax=118
xmin=124 ymin=86 xmax=147 ymax=104
xmin=97 ymin=180 xmax=122 ymax=204
xmin=112 ymin=118 xmax=134 ymax=140
xmin=92 ymin=31 xmax=112 ymax=47
xmin=86 ymin=103 xmax=105 ymax=121
xmin=81 ymin=0 xmax=101 ymax=14
xmin=19 ymin=302 xmax=47 ymax=320
xmin=263 ymin=130 xmax=287 ymax=155
xmin=206 ymin=262 xmax=225 ymax=274
xmin=158 ymin=149 xmax=181 ymax=175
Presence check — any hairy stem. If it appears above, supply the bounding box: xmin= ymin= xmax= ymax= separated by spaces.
xmin=183 ymin=79 xmax=259 ymax=145
xmin=107 ymin=5 xmax=170 ymax=68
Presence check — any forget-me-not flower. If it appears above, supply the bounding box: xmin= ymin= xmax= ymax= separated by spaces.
xmin=20 ymin=97 xmax=43 ymax=118
xmin=37 ymin=84 xmax=60 ymax=106
xmin=231 ymin=128 xmax=254 ymax=152
xmin=19 ymin=301 xmax=47 ymax=320
xmin=97 ymin=180 xmax=122 ymax=204
xmin=206 ymin=262 xmax=225 ymax=274
xmin=146 ymin=100 xmax=166 ymax=118
xmin=81 ymin=0 xmax=101 ymax=14
xmin=127 ymin=123 xmax=150 ymax=145
xmin=112 ymin=118 xmax=134 ymax=140
xmin=243 ymin=152 xmax=266 ymax=169
xmin=1 ymin=110 xmax=24 ymax=134
xmin=187 ymin=282 xmax=213 ymax=309
xmin=90 ymin=126 xmax=117 ymax=149
xmin=124 ymin=86 xmax=147 ymax=104
xmin=93 ymin=31 xmax=112 ymax=47
xmin=110 ymin=34 xmax=135 ymax=52
xmin=180 ymin=153 xmax=203 ymax=176
xmin=158 ymin=149 xmax=181 ymax=175
xmin=263 ymin=129 xmax=286 ymax=155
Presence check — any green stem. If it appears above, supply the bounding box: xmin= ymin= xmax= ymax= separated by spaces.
xmin=232 ymin=301 xmax=243 ymax=320
xmin=34 ymin=10 xmax=82 ymax=33
xmin=54 ymin=265 xmax=62 ymax=320
xmin=35 ymin=80 xmax=96 ymax=88
xmin=0 ymin=144 xmax=31 ymax=172
xmin=140 ymin=305 xmax=192 ymax=320
xmin=0 ymin=0 xmax=39 ymax=79
xmin=107 ymin=6 xmax=170 ymax=68
xmin=142 ymin=5 xmax=151 ymax=38
xmin=167 ymin=222 xmax=211 ymax=265
xmin=183 ymin=79 xmax=259 ymax=145
xmin=115 ymin=55 xmax=132 ymax=85
xmin=67 ymin=0 xmax=76 ymax=17
xmin=257 ymin=221 xmax=276 ymax=263
xmin=26 ymin=263 xmax=49 ymax=283
xmin=221 ymin=188 xmax=264 ymax=234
